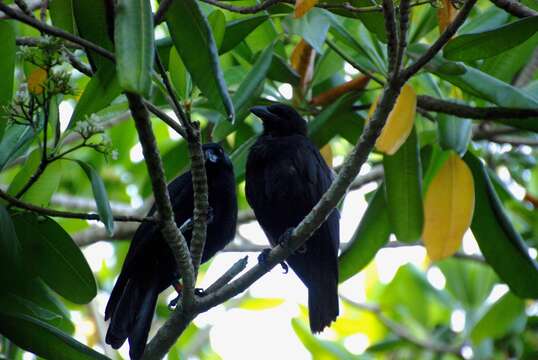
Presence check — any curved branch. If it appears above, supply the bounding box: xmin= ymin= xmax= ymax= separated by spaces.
xmin=489 ymin=0 xmax=538 ymax=17
xmin=0 ymin=189 xmax=152 ymax=223
xmin=417 ymin=95 xmax=538 ymax=119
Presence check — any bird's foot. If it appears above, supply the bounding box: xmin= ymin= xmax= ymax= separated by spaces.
xmin=168 ymin=295 xmax=180 ymax=310
xmin=195 ymin=288 xmax=206 ymax=297
xmin=277 ymin=228 xmax=306 ymax=254
xmin=257 ymin=248 xmax=289 ymax=274
xmin=168 ymin=287 xmax=206 ymax=310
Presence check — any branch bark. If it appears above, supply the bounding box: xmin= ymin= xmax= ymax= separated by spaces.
xmin=489 ymin=0 xmax=538 ymax=17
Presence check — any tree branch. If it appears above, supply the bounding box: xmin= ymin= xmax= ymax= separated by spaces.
xmin=489 ymin=0 xmax=538 ymax=17
xmin=0 ymin=188 xmax=152 ymax=223
xmin=382 ymin=0 xmax=399 ymax=78
xmin=417 ymin=95 xmax=538 ymax=119
xmin=126 ymin=93 xmax=196 ymax=309
xmin=401 ymin=0 xmax=477 ymax=81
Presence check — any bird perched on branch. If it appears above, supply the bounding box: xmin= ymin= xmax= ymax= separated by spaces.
xmin=105 ymin=143 xmax=237 ymax=359
xmin=245 ymin=104 xmax=340 ymax=333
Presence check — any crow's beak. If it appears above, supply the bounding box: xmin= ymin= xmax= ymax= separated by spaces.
xmin=250 ymin=106 xmax=276 ymax=123
xmin=205 ymin=149 xmax=219 ymax=163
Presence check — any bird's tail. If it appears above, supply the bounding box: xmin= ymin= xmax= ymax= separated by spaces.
xmin=105 ymin=278 xmax=159 ymax=360
xmin=307 ymin=275 xmax=339 ymax=333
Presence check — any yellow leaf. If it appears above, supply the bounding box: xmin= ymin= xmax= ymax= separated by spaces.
xmin=294 ymin=0 xmax=319 ymax=18
xmin=320 ymin=144 xmax=333 ymax=167
xmin=437 ymin=0 xmax=458 ymax=33
xmin=423 ymin=153 xmax=475 ymax=261
xmin=368 ymin=84 xmax=416 ymax=155
xmin=28 ymin=68 xmax=48 ymax=95
xmin=290 ymin=39 xmax=315 ymax=103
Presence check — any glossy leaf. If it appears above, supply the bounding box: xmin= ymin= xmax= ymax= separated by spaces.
xmin=208 ymin=10 xmax=226 ymax=50
xmin=165 ymin=0 xmax=234 ymax=121
xmin=0 ymin=312 xmax=109 ymax=360
xmin=69 ymin=65 xmax=121 ymax=128
xmin=339 ymin=185 xmax=391 ymax=282
xmin=75 ymin=160 xmax=115 ymax=236
xmin=294 ymin=0 xmax=319 ymax=18
xmin=239 ymin=297 xmax=285 ymax=311
xmin=423 ymin=153 xmax=475 ymax=261
xmin=0 ymin=205 xmax=22 ymax=288
xmin=0 ymin=124 xmax=36 ymax=171
xmin=464 ymin=152 xmax=538 ymax=298
xmin=72 ymin=0 xmax=114 ymax=70
xmin=437 ymin=114 xmax=472 ymax=156
xmin=212 ymin=43 xmax=274 ymax=141
xmin=444 ymin=16 xmax=538 ymax=61
xmin=383 ymin=127 xmax=423 ymax=243
xmin=114 ymin=0 xmax=154 ymax=97
xmin=220 ymin=14 xmax=269 ymax=54
xmin=49 ymin=0 xmax=75 ymax=33
xmin=370 ymin=84 xmax=417 ymax=155
xmin=12 ymin=213 xmax=97 ymax=304
xmin=0 ymin=20 xmax=15 ymax=136
xmin=7 ymin=150 xmax=63 ymax=207
xmin=471 ymin=292 xmax=526 ymax=343
xmin=282 ymin=8 xmax=330 ymax=53
xmin=231 ymin=136 xmax=257 ymax=182
xmin=291 ymin=318 xmax=356 ymax=359
xmin=169 ymin=47 xmax=191 ymax=100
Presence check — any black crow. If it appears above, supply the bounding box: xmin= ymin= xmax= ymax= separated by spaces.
xmin=245 ymin=104 xmax=340 ymax=333
xmin=105 ymin=143 xmax=237 ymax=359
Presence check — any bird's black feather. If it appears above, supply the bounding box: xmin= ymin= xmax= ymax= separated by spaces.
xmin=246 ymin=104 xmax=340 ymax=333
xmin=105 ymin=143 xmax=237 ymax=359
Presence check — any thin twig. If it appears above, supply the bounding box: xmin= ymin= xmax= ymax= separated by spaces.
xmin=417 ymin=95 xmax=538 ymax=119
xmin=401 ymin=0 xmax=477 ymax=81
xmin=382 ymin=0 xmax=399 ymax=78
xmin=204 ymin=256 xmax=249 ymax=294
xmin=489 ymin=0 xmax=537 ymax=17
xmin=0 ymin=188 xmax=153 ymax=223
xmin=395 ymin=0 xmax=411 ymax=74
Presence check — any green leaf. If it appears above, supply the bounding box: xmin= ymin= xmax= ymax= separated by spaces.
xmin=75 ymin=161 xmax=114 ymax=236
xmin=12 ymin=213 xmax=97 ymax=304
xmin=383 ymin=127 xmax=423 ymax=243
xmin=464 ymin=152 xmax=538 ymax=298
xmin=212 ymin=43 xmax=274 ymax=141
xmin=471 ymin=292 xmax=526 ymax=344
xmin=282 ymin=8 xmax=330 ymax=53
xmin=7 ymin=150 xmax=63 ymax=207
xmin=0 ymin=124 xmax=35 ymax=171
xmin=444 ymin=16 xmax=538 ymax=61
xmin=69 ymin=65 xmax=121 ymax=128
xmin=114 ymin=0 xmax=154 ymax=97
xmin=231 ymin=135 xmax=257 ymax=182
xmin=220 ymin=14 xmax=269 ymax=54
xmin=338 ymin=185 xmax=391 ymax=283
xmin=0 ymin=312 xmax=109 ymax=360
xmin=49 ymin=0 xmax=75 ymax=34
xmin=437 ymin=258 xmax=497 ymax=309
xmin=208 ymin=10 xmax=226 ymax=50
xmin=0 ymin=20 xmax=15 ymax=137
xmin=437 ymin=114 xmax=472 ymax=156
xmin=165 ymin=0 xmax=234 ymax=121
xmin=72 ymin=0 xmax=114 ymax=70
xmin=267 ymin=54 xmax=300 ymax=85
xmin=0 ymin=205 xmax=22 ymax=288
xmin=422 ymin=145 xmax=451 ymax=192
xmin=308 ymin=93 xmax=363 ymax=147
xmin=238 ymin=297 xmax=285 ymax=311
xmin=291 ymin=318 xmax=356 ymax=360
xmin=408 ymin=44 xmax=466 ymax=75
xmin=169 ymin=47 xmax=191 ymax=99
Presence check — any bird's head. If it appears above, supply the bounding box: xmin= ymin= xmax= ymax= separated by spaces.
xmin=250 ymin=104 xmax=307 ymax=137
xmin=203 ymin=143 xmax=232 ymax=171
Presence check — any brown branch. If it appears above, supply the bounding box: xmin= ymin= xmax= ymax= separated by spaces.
xmin=310 ymin=76 xmax=370 ymax=106
xmin=0 ymin=188 xmax=152 ymax=223
xmin=489 ymin=0 xmax=538 ymax=17
xmin=382 ymin=0 xmax=399 ymax=78
xmin=401 ymin=0 xmax=477 ymax=81
xmin=126 ymin=93 xmax=196 ymax=309
xmin=395 ymin=0 xmax=411 ymax=74
xmin=417 ymin=95 xmax=538 ymax=119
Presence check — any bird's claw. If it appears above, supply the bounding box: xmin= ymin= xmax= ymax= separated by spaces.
xmin=257 ymin=248 xmax=289 ymax=273
xmin=277 ymin=228 xmax=306 ymax=254
xmin=195 ymin=288 xmax=206 ymax=297
xmin=168 ymin=295 xmax=180 ymax=311
xmin=179 ymin=218 xmax=193 ymax=233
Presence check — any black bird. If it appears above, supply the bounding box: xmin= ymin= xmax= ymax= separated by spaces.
xmin=105 ymin=143 xmax=237 ymax=359
xmin=245 ymin=104 xmax=340 ymax=333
